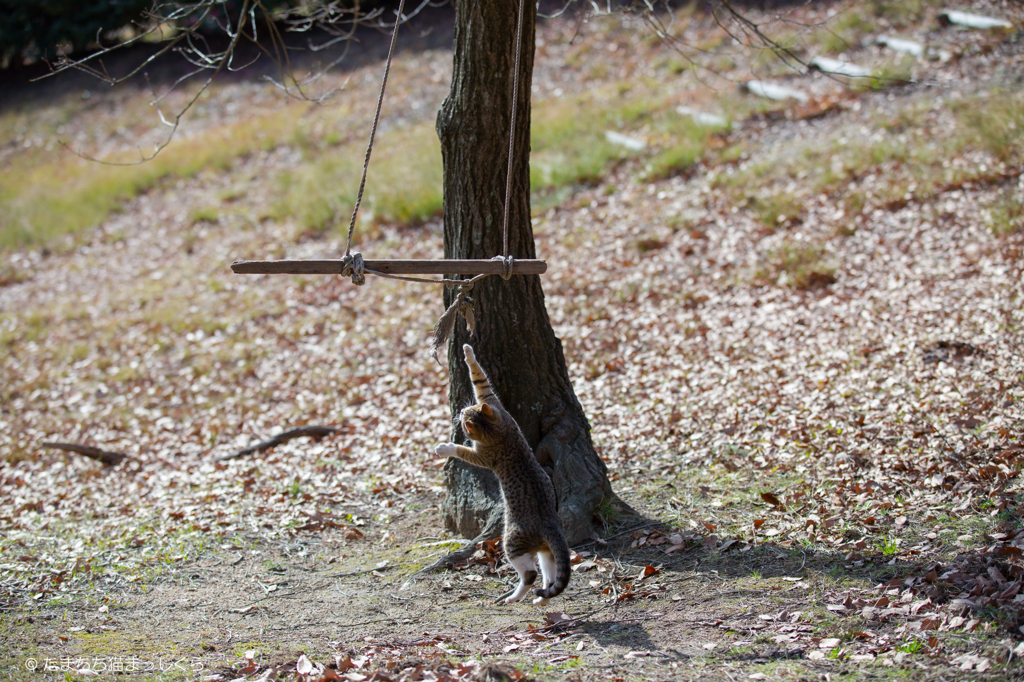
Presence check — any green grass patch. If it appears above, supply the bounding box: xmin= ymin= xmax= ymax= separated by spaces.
xmin=756 ymin=242 xmax=837 ymax=290
xmin=750 ymin=191 xmax=805 ymax=227
xmin=957 ymin=90 xmax=1024 ymax=165
xmin=531 ymin=86 xmax=724 ymax=191
xmin=279 ymin=88 xmax=669 ymax=237
xmin=985 ymin=185 xmax=1024 ymax=236
xmin=877 ymin=535 xmax=899 ymax=555
xmin=854 ymin=60 xmax=916 ymax=92
xmin=870 ymin=0 xmax=945 ymax=28
xmin=812 ymin=11 xmax=877 ymax=55
xmin=1 ymin=66 xmax=737 ymax=248
xmin=187 ymin=205 xmax=221 ymax=225
xmin=0 ymin=106 xmax=303 ymax=249
xmin=641 ymin=109 xmax=725 ymax=181
xmin=642 ymin=142 xmax=704 ymax=182
xmin=896 ymin=637 xmax=925 ymax=654
xmin=276 ymin=121 xmax=444 ymax=235
xmin=0 ymin=75 xmax=767 ymax=249
xmin=710 ymin=89 xmax=1024 ymax=220
xmin=0 ymin=261 xmax=31 ymax=287
xmin=762 ymin=8 xmax=879 ymax=65
xmin=529 ymin=90 xmax=647 ymax=190
xmin=279 ymin=84 xmax=726 ymax=235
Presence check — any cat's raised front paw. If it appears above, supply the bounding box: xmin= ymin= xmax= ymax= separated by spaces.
xmin=434 ymin=443 xmax=458 ymax=458
xmin=463 ymin=344 xmax=476 ymax=363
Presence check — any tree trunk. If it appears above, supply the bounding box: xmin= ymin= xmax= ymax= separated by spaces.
xmin=435 ymin=0 xmax=616 ymax=546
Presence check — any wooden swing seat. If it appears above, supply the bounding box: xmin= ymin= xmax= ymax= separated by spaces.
xmin=231 ymin=259 xmax=546 ymax=276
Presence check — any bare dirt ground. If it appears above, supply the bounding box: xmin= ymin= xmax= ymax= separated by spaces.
xmin=3 ymin=1 xmax=1024 ymax=681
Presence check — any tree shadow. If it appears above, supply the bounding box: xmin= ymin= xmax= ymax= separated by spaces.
xmin=0 ymin=0 xmax=816 ymax=113
xmin=0 ymin=1 xmax=456 ymax=112
xmin=586 ymin=509 xmax=1024 ymax=641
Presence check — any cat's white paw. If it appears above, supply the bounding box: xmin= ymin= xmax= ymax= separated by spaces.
xmin=532 ymin=596 xmax=551 ymax=606
xmin=463 ymin=344 xmax=476 ymax=363
xmin=435 ymin=443 xmax=458 ymax=458
xmin=505 ymin=593 xmax=524 ymax=604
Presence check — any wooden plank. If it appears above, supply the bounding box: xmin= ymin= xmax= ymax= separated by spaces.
xmin=231 ymin=259 xmax=547 ymax=276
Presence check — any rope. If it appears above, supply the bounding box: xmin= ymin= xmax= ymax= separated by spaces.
xmin=343 ymin=0 xmax=407 ymax=258
xmin=499 ymin=0 xmax=527 ymax=272
xmin=341 ymin=268 xmax=492 ymax=288
xmin=340 ymin=252 xmax=365 ymax=286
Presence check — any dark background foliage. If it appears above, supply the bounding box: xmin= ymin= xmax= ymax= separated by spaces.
xmin=0 ymin=0 xmax=316 ymax=67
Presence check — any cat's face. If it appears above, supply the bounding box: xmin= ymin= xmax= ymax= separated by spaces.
xmin=461 ymin=403 xmax=501 ymax=445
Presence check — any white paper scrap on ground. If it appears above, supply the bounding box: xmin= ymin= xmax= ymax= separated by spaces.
xmin=604 ymin=130 xmax=647 ymax=151
xmin=938 ymin=9 xmax=1012 ymax=29
xmin=741 ymin=80 xmax=810 ymax=103
xmin=875 ymin=35 xmax=925 ymax=58
xmin=676 ymin=106 xmax=728 ymax=128
xmin=808 ymin=56 xmax=872 ymax=78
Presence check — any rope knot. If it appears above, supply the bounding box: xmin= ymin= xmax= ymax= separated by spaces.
xmin=492 ymin=255 xmax=514 ymax=280
xmin=341 ymin=252 xmax=366 ymax=286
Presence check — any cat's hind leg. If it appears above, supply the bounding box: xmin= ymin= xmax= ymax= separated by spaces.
xmin=532 ymin=549 xmax=557 ymax=606
xmin=504 ymin=553 xmax=538 ymax=604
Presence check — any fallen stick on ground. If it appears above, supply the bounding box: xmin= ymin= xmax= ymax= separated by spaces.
xmin=216 ymin=426 xmax=340 ymax=461
xmin=42 ymin=442 xmax=128 ymax=466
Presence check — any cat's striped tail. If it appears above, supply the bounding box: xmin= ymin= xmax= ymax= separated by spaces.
xmin=463 ymin=344 xmax=499 ymax=406
xmin=534 ymin=537 xmax=571 ymax=600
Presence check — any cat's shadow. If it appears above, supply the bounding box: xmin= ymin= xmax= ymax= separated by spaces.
xmin=578 ymin=619 xmax=657 ymax=651
xmin=577 ymin=619 xmax=705 ymax=662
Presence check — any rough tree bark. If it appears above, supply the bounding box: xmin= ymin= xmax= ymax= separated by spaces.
xmin=435 ymin=0 xmax=618 ymax=548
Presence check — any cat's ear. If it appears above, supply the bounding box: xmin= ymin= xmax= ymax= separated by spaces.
xmin=480 ymin=403 xmax=493 ymax=417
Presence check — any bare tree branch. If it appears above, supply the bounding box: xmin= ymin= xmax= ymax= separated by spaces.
xmin=215 ymin=425 xmax=342 ymax=461
xmin=42 ymin=442 xmax=129 ymax=467
xmin=43 ymin=0 xmax=447 ymax=164
xmin=40 ymin=0 xmax=863 ymax=167
xmin=59 ymin=0 xmax=254 ymax=166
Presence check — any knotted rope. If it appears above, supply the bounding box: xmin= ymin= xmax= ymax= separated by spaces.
xmin=492 ymin=255 xmax=514 ymax=281
xmin=340 ymin=252 xmax=366 ymax=286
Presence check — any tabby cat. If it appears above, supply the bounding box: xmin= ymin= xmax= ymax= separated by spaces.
xmin=435 ymin=344 xmax=571 ymax=605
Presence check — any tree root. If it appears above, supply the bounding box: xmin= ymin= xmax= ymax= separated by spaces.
xmin=42 ymin=442 xmax=128 ymax=467
xmin=215 ymin=426 xmax=340 ymax=461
